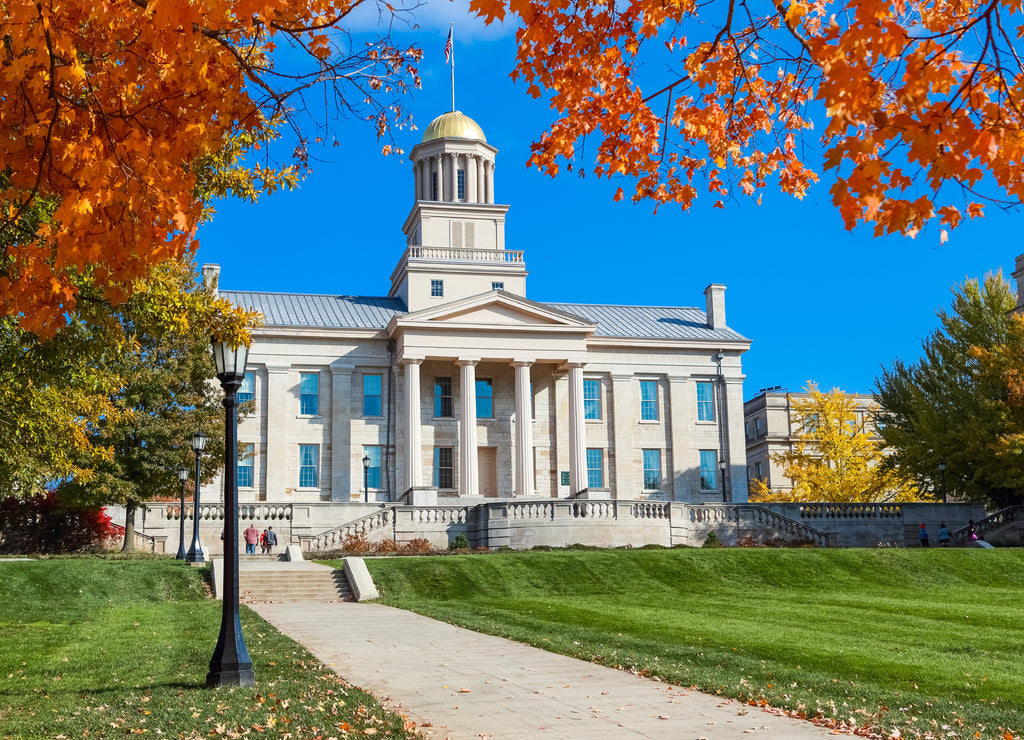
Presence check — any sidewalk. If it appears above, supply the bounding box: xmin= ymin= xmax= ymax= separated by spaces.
xmin=252 ymin=602 xmax=846 ymax=740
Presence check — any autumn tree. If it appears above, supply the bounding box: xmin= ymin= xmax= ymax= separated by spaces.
xmin=1 ymin=0 xmax=420 ymax=336
xmin=749 ymin=383 xmax=921 ymax=503
xmin=471 ymin=0 xmax=1024 ymax=237
xmin=875 ymin=272 xmax=1024 ymax=509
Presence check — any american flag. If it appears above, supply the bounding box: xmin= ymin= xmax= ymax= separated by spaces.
xmin=445 ymin=28 xmax=453 ymax=64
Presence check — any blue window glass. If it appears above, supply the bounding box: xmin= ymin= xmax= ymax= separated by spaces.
xmin=457 ymin=169 xmax=466 ymax=199
xmin=640 ymin=380 xmax=658 ymax=421
xmin=586 ymin=448 xmax=603 ymax=489
xmin=299 ymin=373 xmax=319 ymax=416
xmin=584 ymin=379 xmax=601 ymax=420
xmin=363 ymin=373 xmax=382 ymax=416
xmin=697 ymin=381 xmax=715 ymax=422
xmin=491 ymin=281 xmax=504 ymax=290
xmin=434 ymin=447 xmax=453 ymax=489
xmin=699 ymin=450 xmax=718 ymax=490
xmin=476 ymin=378 xmax=493 ymax=418
xmin=238 ymin=372 xmax=255 ymax=404
xmin=238 ymin=443 xmax=254 ymax=488
xmin=364 ymin=446 xmax=382 ymax=489
xmin=435 ymin=377 xmax=453 ymax=417
xmin=431 ymin=279 xmax=444 ymax=297
xmin=299 ymin=444 xmax=319 ymax=488
xmin=431 ymin=172 xmax=438 ymax=201
xmin=643 ymin=449 xmax=661 ymax=490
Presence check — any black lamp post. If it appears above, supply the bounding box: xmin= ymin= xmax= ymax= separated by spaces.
xmin=719 ymin=457 xmax=728 ymax=501
xmin=186 ymin=430 xmax=208 ymax=563
xmin=206 ymin=338 xmax=255 ymax=688
xmin=362 ymin=454 xmax=370 ymax=503
xmin=939 ymin=459 xmax=947 ymax=503
xmin=175 ymin=466 xmax=190 ymax=560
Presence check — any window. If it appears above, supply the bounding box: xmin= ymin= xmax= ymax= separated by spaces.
xmin=434 ymin=377 xmax=453 ymax=417
xmin=491 ymin=281 xmax=504 ymax=290
xmin=238 ymin=443 xmax=254 ymax=488
xmin=299 ymin=444 xmax=319 ymax=488
xmin=697 ymin=381 xmax=715 ymax=421
xmin=745 ymin=421 xmax=750 ymax=439
xmin=699 ymin=450 xmax=718 ymax=490
xmin=363 ymin=446 xmax=382 ymax=489
xmin=431 ymin=279 xmax=444 ymax=297
xmin=431 ymin=171 xmax=438 ymax=200
xmin=640 ymin=380 xmax=659 ymax=421
xmin=530 ymin=381 xmax=535 ymax=419
xmin=586 ymin=448 xmax=604 ymax=489
xmin=476 ymin=378 xmax=493 ymax=418
xmin=238 ymin=372 xmax=255 ymax=404
xmin=299 ymin=373 xmax=319 ymax=415
xmin=457 ymin=169 xmax=466 ymax=199
xmin=643 ymin=449 xmax=661 ymax=490
xmin=434 ymin=447 xmax=454 ymax=488
xmin=363 ymin=373 xmax=382 ymax=416
xmin=755 ymin=461 xmax=763 ymax=479
xmin=584 ymin=379 xmax=601 ymax=420
xmin=755 ymin=417 xmax=762 ymax=436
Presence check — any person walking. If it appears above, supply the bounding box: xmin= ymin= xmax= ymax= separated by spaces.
xmin=938 ymin=522 xmax=950 ymax=547
xmin=260 ymin=528 xmax=268 ymax=554
xmin=265 ymin=526 xmax=278 ymax=554
xmin=919 ymin=523 xmax=930 ymax=548
xmin=243 ymin=523 xmax=259 ymax=554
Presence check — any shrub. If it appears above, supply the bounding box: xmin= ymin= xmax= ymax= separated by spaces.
xmin=372 ymin=538 xmax=399 ymax=554
xmin=701 ymin=530 xmax=724 ymax=548
xmin=449 ymin=532 xmax=470 ymax=551
xmin=400 ymin=538 xmax=433 ymax=554
xmin=0 ymin=491 xmax=118 ymax=554
xmin=340 ymin=533 xmax=371 ymax=553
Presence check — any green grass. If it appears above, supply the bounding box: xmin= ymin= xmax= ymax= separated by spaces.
xmin=0 ymin=558 xmax=414 ymax=739
xmin=352 ymin=548 xmax=1024 ymax=740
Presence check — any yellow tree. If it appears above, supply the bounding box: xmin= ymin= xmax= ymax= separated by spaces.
xmin=749 ymin=384 xmax=923 ymax=503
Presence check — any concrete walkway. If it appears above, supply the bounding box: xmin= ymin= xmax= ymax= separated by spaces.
xmin=252 ymin=602 xmax=846 ymax=740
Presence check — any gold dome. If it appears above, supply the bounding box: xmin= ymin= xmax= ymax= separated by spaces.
xmin=421 ymin=111 xmax=486 ymax=143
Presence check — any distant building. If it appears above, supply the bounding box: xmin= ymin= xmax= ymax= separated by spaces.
xmin=743 ymin=387 xmax=879 ymax=493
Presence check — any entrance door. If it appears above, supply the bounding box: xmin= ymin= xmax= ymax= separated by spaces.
xmin=478 ymin=447 xmax=498 ymax=498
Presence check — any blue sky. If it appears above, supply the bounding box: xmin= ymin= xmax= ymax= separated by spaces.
xmin=196 ymin=2 xmax=1021 ymax=401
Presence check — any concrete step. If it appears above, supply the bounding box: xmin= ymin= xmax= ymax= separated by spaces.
xmin=238 ymin=568 xmax=352 ymax=603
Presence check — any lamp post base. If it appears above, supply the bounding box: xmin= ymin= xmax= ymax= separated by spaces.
xmin=205 ymin=667 xmax=255 ymax=688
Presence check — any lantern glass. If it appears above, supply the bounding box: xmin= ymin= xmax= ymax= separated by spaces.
xmin=211 ymin=339 xmax=249 ymax=379
xmin=178 ymin=466 xmax=190 ymax=481
xmin=362 ymin=454 xmax=370 ymax=470
xmin=192 ymin=430 xmax=208 ymax=452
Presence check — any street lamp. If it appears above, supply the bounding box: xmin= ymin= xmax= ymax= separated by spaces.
xmin=186 ymin=430 xmax=208 ymax=563
xmin=719 ymin=457 xmax=728 ymax=501
xmin=207 ymin=338 xmax=255 ymax=688
xmin=939 ymin=459 xmax=947 ymax=503
xmin=362 ymin=453 xmax=370 ymax=503
xmin=175 ymin=466 xmax=190 ymax=560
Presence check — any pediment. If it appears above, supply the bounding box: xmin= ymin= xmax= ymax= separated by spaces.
xmin=395 ymin=292 xmax=595 ymax=331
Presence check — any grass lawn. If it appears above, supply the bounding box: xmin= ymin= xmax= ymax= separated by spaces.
xmin=354 ymin=547 xmax=1024 ymax=740
xmin=0 ymin=558 xmax=415 ymax=739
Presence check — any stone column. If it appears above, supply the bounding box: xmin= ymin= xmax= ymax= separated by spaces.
xmin=412 ymin=163 xmax=419 ymax=202
xmin=477 ymin=157 xmax=486 ymax=204
xmin=330 ymin=364 xmax=354 ymax=501
xmin=467 ymin=154 xmax=477 ymax=203
xmin=457 ymin=359 xmax=479 ymax=497
xmin=485 ymin=160 xmax=495 ymax=204
xmin=513 ymin=360 xmax=534 ymax=496
xmin=611 ymin=373 xmax=634 ymax=499
xmin=420 ymin=159 xmax=430 ymax=201
xmin=567 ymin=363 xmax=587 ymax=494
xmin=668 ymin=374 xmax=692 ymax=502
xmin=265 ymin=365 xmax=290 ymax=497
xmin=447 ymin=153 xmax=458 ymax=202
xmin=436 ymin=154 xmax=446 ymax=201
xmin=553 ymin=369 xmax=569 ymax=497
xmin=403 ymin=359 xmax=423 ymax=492
xmin=724 ymin=376 xmax=748 ymax=503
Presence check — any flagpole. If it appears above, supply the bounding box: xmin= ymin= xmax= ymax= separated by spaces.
xmin=450 ymin=22 xmax=455 ymax=111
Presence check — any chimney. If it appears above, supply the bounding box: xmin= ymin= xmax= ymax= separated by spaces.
xmin=704 ymin=283 xmax=726 ymax=330
xmin=201 ymin=263 xmax=221 ymax=297
xmin=1013 ymin=255 xmax=1024 ymax=312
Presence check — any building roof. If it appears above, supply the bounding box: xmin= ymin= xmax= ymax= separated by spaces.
xmin=222 ymin=290 xmax=748 ymax=342
xmin=421 ymin=110 xmax=487 ymax=143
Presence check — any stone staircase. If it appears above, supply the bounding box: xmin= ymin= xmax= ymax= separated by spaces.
xmin=237 ymin=556 xmax=353 ymax=603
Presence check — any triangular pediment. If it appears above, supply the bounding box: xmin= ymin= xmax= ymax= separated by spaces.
xmin=393 ymin=291 xmax=595 ymax=331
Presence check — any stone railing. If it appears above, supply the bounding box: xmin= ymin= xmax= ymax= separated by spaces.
xmin=571 ymin=501 xmax=616 ymax=519
xmin=508 ymin=502 xmax=554 ymax=520
xmin=411 ymin=507 xmax=469 ymax=525
xmin=798 ymin=503 xmax=903 ymax=519
xmin=406 ymin=246 xmax=524 ymax=264
xmin=159 ymin=503 xmax=292 ymax=522
xmin=110 ymin=525 xmax=166 ymax=554
xmin=632 ymin=502 xmax=670 ymax=519
xmin=299 ymin=508 xmax=395 ymax=552
xmin=951 ymin=506 xmax=1023 ymax=546
xmin=690 ymin=505 xmax=837 ymax=547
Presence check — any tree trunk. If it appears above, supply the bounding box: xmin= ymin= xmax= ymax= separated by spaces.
xmin=121 ymin=501 xmax=137 ymax=554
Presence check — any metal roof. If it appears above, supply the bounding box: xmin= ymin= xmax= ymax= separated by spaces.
xmin=221 ymin=291 xmax=747 ymax=342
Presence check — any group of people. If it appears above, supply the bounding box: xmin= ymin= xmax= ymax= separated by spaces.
xmin=919 ymin=521 xmax=979 ymax=547
xmin=242 ymin=524 xmax=278 ymax=554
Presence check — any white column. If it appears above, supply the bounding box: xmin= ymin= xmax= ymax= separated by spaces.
xmin=412 ymin=164 xmax=419 ymax=202
xmin=485 ymin=160 xmax=495 ymax=204
xmin=467 ymin=154 xmax=478 ymax=203
xmin=477 ymin=157 xmax=486 ymax=204
xmin=447 ymin=153 xmax=457 ymax=202
xmin=611 ymin=373 xmax=634 ymax=499
xmin=668 ymin=374 xmax=692 ymax=502
xmin=724 ymin=376 xmax=747 ymax=503
xmin=330 ymin=365 xmax=354 ymax=501
xmin=420 ymin=159 xmax=430 ymax=201
xmin=403 ymin=359 xmax=423 ymax=492
xmin=437 ymin=154 xmax=446 ymax=201
xmin=265 ymin=365 xmax=290 ymax=497
xmin=567 ymin=363 xmax=587 ymax=494
xmin=513 ymin=360 xmax=534 ymax=496
xmin=458 ymin=359 xmax=479 ymax=496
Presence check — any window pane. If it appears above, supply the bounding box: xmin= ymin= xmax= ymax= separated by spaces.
xmin=584 ymin=379 xmax=601 ymax=420
xmin=643 ymin=449 xmax=661 ymax=490
xmin=434 ymin=446 xmax=453 ymax=489
xmin=435 ymin=377 xmax=453 ymax=417
xmin=697 ymin=381 xmax=715 ymax=422
xmin=363 ymin=373 xmax=382 ymax=416
xmin=457 ymin=169 xmax=466 ymax=199
xmin=476 ymin=378 xmax=493 ymax=418
xmin=364 ymin=446 xmax=382 ymax=489
xmin=640 ymin=380 xmax=658 ymax=421
xmin=586 ymin=448 xmax=603 ymax=488
xmin=238 ymin=372 xmax=255 ymax=404
xmin=299 ymin=444 xmax=319 ymax=488
xmin=699 ymin=449 xmax=718 ymax=490
xmin=431 ymin=279 xmax=444 ymax=297
xmin=238 ymin=443 xmax=254 ymax=488
xmin=300 ymin=373 xmax=319 ymax=415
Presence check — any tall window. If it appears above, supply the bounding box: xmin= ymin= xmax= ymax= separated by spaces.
xmin=435 ymin=377 xmax=453 ymax=417
xmin=238 ymin=372 xmax=255 ymax=404
xmin=699 ymin=450 xmax=718 ymax=490
xmin=643 ymin=449 xmax=661 ymax=490
xmin=364 ymin=445 xmax=382 ymax=488
xmin=299 ymin=373 xmax=319 ymax=415
xmin=697 ymin=381 xmax=715 ymax=421
xmin=584 ymin=379 xmax=601 ymax=420
xmin=431 ymin=279 xmax=444 ymax=297
xmin=755 ymin=417 xmax=762 ymax=436
xmin=476 ymin=378 xmax=493 ymax=418
xmin=299 ymin=444 xmax=319 ymax=488
xmin=431 ymin=172 xmax=438 ymax=200
xmin=755 ymin=461 xmax=763 ymax=479
xmin=363 ymin=373 xmax=382 ymax=416
xmin=457 ymin=169 xmax=466 ymax=199
xmin=640 ymin=380 xmax=658 ymax=421
xmin=239 ymin=443 xmax=254 ymax=488
xmin=586 ymin=448 xmax=604 ymax=488
xmin=434 ymin=447 xmax=454 ymax=488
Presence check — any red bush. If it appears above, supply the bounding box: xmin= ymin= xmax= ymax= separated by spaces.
xmin=0 ymin=491 xmax=119 ymax=554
